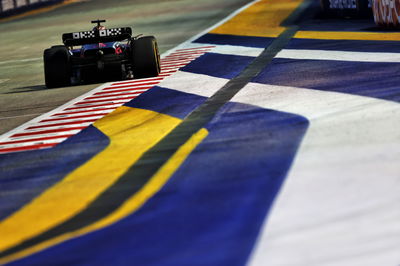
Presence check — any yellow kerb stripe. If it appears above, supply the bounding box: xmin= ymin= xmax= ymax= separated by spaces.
xmin=210 ymin=0 xmax=304 ymax=38
xmin=0 ymin=126 xmax=208 ymax=265
xmin=0 ymin=107 xmax=181 ymax=253
xmin=295 ymin=31 xmax=400 ymax=41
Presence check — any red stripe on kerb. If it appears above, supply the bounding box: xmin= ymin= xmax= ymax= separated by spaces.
xmin=168 ymin=50 xmax=211 ymax=56
xmin=163 ymin=56 xmax=196 ymax=61
xmin=86 ymin=92 xmax=141 ymax=100
xmin=94 ymin=88 xmax=149 ymax=95
xmin=27 ymin=119 xmax=98 ymax=130
xmin=169 ymin=51 xmax=209 ymax=56
xmin=103 ymin=84 xmax=154 ymax=90
xmin=53 ymin=107 xmax=116 ymax=116
xmin=176 ymin=46 xmax=215 ymax=51
xmin=110 ymin=79 xmax=162 ymax=86
xmin=160 ymin=70 xmax=178 ymax=74
xmin=160 ymin=58 xmax=192 ymax=63
xmin=74 ymin=96 xmax=137 ymax=106
xmin=11 ymin=126 xmax=86 ymax=137
xmin=0 ymin=143 xmax=57 ymax=153
xmin=0 ymin=134 xmax=73 ymax=145
xmin=160 ymin=63 xmax=188 ymax=67
xmin=42 ymin=113 xmax=105 ymax=122
xmin=65 ymin=102 xmax=123 ymax=111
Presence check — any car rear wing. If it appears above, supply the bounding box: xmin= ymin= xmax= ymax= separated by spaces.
xmin=62 ymin=27 xmax=132 ymax=46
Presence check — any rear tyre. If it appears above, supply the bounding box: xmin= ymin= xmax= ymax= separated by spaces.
xmin=131 ymin=36 xmax=160 ymax=79
xmin=43 ymin=46 xmax=71 ymax=88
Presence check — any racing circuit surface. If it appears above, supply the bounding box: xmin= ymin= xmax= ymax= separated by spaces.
xmin=1 ymin=0 xmax=400 ymax=265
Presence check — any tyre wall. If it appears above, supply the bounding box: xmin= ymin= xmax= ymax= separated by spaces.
xmin=373 ymin=0 xmax=400 ymax=27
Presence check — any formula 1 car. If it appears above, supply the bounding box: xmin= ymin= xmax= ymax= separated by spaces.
xmin=320 ymin=0 xmax=372 ymax=17
xmin=43 ymin=20 xmax=160 ymax=88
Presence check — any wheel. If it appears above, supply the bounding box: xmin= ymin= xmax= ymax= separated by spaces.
xmin=43 ymin=45 xmax=71 ymax=88
xmin=131 ymin=36 xmax=160 ymax=79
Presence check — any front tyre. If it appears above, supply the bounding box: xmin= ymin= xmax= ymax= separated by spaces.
xmin=43 ymin=46 xmax=71 ymax=88
xmin=131 ymin=36 xmax=161 ymax=79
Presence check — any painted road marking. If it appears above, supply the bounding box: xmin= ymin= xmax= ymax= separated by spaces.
xmin=276 ymin=49 xmax=400 ymax=62
xmin=0 ymin=46 xmax=214 ymax=154
xmin=234 ymin=83 xmax=400 ymax=266
xmin=2 ymin=0 xmax=400 ymax=264
xmin=210 ymin=0 xmax=304 ymax=38
xmin=0 ymin=107 xmax=207 ymax=264
xmin=295 ymin=30 xmax=400 ymax=41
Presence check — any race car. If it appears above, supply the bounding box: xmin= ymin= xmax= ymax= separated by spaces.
xmin=320 ymin=0 xmax=372 ymax=16
xmin=43 ymin=20 xmax=160 ymax=88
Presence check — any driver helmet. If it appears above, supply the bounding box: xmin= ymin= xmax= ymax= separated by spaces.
xmin=93 ymin=25 xmax=106 ymax=31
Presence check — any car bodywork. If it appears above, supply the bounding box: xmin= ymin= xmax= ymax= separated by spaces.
xmin=43 ymin=20 xmax=160 ymax=88
xmin=319 ymin=0 xmax=372 ymax=16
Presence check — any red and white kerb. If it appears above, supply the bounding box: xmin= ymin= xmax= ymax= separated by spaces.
xmin=0 ymin=46 xmax=215 ymax=154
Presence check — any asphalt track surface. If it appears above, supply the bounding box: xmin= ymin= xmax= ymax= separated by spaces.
xmin=0 ymin=0 xmax=250 ymax=134
xmin=1 ymin=0 xmax=400 ymax=265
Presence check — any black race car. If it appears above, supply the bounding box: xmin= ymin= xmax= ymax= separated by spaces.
xmin=320 ymin=0 xmax=372 ymax=17
xmin=43 ymin=20 xmax=160 ymax=88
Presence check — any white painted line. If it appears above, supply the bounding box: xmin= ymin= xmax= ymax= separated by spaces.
xmin=0 ymin=43 xmax=213 ymax=153
xmin=211 ymin=44 xmax=263 ymax=57
xmin=0 ymin=138 xmax=69 ymax=149
xmin=277 ymin=49 xmax=400 ymax=62
xmin=10 ymin=129 xmax=83 ymax=140
xmin=158 ymin=71 xmax=229 ymax=98
xmin=85 ymin=92 xmax=142 ymax=100
xmin=41 ymin=113 xmax=104 ymax=122
xmin=103 ymin=84 xmax=154 ymax=90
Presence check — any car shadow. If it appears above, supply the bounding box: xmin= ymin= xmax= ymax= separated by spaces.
xmin=5 ymin=85 xmax=48 ymax=94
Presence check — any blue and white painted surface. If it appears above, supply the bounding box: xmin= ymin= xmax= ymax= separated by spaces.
xmin=0 ymin=0 xmax=399 ymax=265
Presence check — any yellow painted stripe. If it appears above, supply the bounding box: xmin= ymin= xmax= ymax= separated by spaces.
xmin=0 ymin=107 xmax=181 ymax=253
xmin=0 ymin=0 xmax=83 ymax=23
xmin=0 ymin=127 xmax=208 ymax=265
xmin=210 ymin=0 xmax=304 ymax=38
xmin=295 ymin=31 xmax=400 ymax=41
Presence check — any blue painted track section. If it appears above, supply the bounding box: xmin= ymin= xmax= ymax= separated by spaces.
xmin=0 ymin=126 xmax=109 ymax=220
xmin=194 ymin=33 xmax=274 ymax=48
xmin=287 ymin=38 xmax=400 ymax=53
xmin=10 ymin=89 xmax=309 ymax=266
xmin=125 ymin=86 xmax=207 ymax=119
xmin=253 ymin=58 xmax=400 ymax=103
xmin=181 ymin=53 xmax=255 ymax=79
